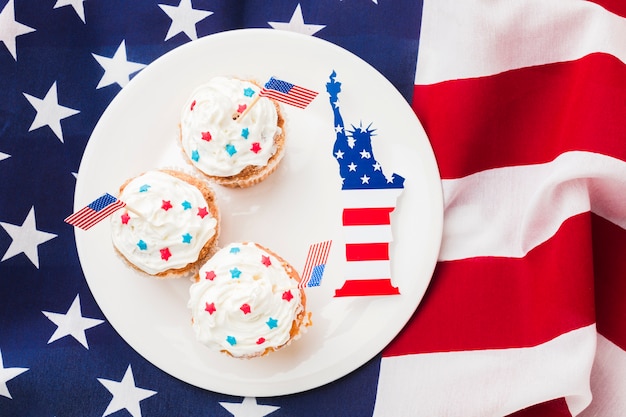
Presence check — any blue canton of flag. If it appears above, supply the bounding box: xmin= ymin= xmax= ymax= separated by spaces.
xmin=309 ymin=264 xmax=326 ymax=287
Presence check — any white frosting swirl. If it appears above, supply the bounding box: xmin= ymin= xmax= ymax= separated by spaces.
xmin=180 ymin=77 xmax=281 ymax=177
xmin=110 ymin=171 xmax=218 ymax=275
xmin=189 ymin=242 xmax=304 ymax=357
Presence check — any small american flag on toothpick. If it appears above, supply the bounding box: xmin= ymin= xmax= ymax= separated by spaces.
xmin=259 ymin=77 xmax=318 ymax=109
xmin=236 ymin=76 xmax=318 ymax=121
xmin=64 ymin=193 xmax=126 ymax=230
xmin=299 ymin=240 xmax=333 ymax=288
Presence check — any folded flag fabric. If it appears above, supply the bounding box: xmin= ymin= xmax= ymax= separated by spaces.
xmin=259 ymin=77 xmax=318 ymax=109
xmin=64 ymin=193 xmax=126 ymax=230
xmin=372 ymin=0 xmax=626 ymax=416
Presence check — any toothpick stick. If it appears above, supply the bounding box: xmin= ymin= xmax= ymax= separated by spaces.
xmin=234 ymin=94 xmax=261 ymax=122
xmin=124 ymin=204 xmax=143 ymax=218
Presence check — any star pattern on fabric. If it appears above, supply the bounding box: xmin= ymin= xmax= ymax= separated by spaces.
xmin=268 ymin=3 xmax=326 ymax=36
xmin=23 ymin=82 xmax=80 ymax=143
xmin=0 ymin=0 xmax=36 ymax=61
xmin=98 ymin=365 xmax=157 ymax=417
xmin=219 ymin=396 xmax=280 ymax=417
xmin=0 ymin=349 xmax=29 ymax=399
xmin=53 ymin=0 xmax=89 ymax=23
xmin=158 ymin=0 xmax=213 ymax=41
xmin=0 ymin=152 xmax=10 ymax=162
xmin=0 ymin=206 xmax=57 ymax=269
xmin=41 ymin=294 xmax=104 ymax=349
xmin=92 ymin=40 xmax=146 ymax=89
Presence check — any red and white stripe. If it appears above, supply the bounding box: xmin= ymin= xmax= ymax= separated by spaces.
xmin=334 ymin=188 xmax=402 ymax=297
xmin=373 ymin=0 xmax=626 ymax=416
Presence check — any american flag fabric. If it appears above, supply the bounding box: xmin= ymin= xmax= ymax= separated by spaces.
xmin=259 ymin=76 xmax=318 ymax=109
xmin=299 ymin=240 xmax=332 ymax=289
xmin=64 ymin=193 xmax=126 ymax=230
xmin=1 ymin=0 xmax=625 ymax=417
xmin=374 ymin=1 xmax=626 ymax=416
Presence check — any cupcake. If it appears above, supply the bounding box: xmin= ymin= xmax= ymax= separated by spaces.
xmin=179 ymin=77 xmax=286 ymax=188
xmin=188 ymin=242 xmax=310 ymax=358
xmin=110 ymin=169 xmax=220 ymax=278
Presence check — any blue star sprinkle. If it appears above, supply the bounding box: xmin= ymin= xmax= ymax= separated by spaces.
xmin=182 ymin=233 xmax=192 ymax=244
xmin=225 ymin=144 xmax=237 ymax=157
xmin=243 ymin=87 xmax=255 ymax=97
xmin=137 ymin=240 xmax=147 ymax=250
xmin=139 ymin=184 xmax=151 ymax=192
xmin=226 ymin=336 xmax=237 ymax=346
xmin=229 ymin=247 xmax=241 ymax=254
xmin=181 ymin=200 xmax=192 ymax=210
xmin=230 ymin=267 xmax=241 ymax=279
xmin=266 ymin=317 xmax=278 ymax=329
xmin=241 ymin=128 xmax=249 ymax=139
xmin=191 ymin=150 xmax=200 ymax=162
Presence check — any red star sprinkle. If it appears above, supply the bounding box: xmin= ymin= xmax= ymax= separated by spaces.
xmin=201 ymin=131 xmax=212 ymax=141
xmin=121 ymin=212 xmax=131 ymax=225
xmin=261 ymin=255 xmax=272 ymax=267
xmin=205 ymin=270 xmax=216 ymax=280
xmin=250 ymin=142 xmax=262 ymax=154
xmin=240 ymin=303 xmax=251 ymax=314
xmin=190 ymin=100 xmax=196 ymax=111
xmin=282 ymin=290 xmax=293 ymax=302
xmin=237 ymin=104 xmax=247 ymax=113
xmin=256 ymin=337 xmax=265 ymax=345
xmin=161 ymin=200 xmax=172 ymax=211
xmin=197 ymin=207 xmax=209 ymax=219
xmin=205 ymin=302 xmax=216 ymax=314
xmin=160 ymin=247 xmax=171 ymax=261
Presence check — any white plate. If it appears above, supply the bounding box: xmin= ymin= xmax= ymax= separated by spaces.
xmin=74 ymin=29 xmax=443 ymax=397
